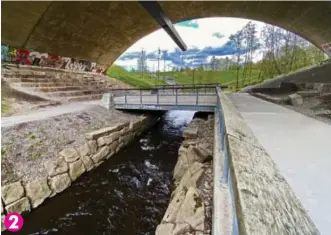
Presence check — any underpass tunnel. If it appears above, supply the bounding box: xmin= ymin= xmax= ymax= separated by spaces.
xmin=2 ymin=1 xmax=331 ymax=70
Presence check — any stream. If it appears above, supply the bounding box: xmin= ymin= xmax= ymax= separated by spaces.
xmin=11 ymin=111 xmax=195 ymax=235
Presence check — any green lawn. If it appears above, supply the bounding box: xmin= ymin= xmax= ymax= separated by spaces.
xmin=107 ymin=64 xmax=314 ymax=92
xmin=160 ymin=69 xmax=261 ymax=92
xmin=106 ymin=65 xmax=167 ymax=88
xmin=106 ymin=65 xmax=261 ymax=91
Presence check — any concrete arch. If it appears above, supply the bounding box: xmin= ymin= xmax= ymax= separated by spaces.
xmin=2 ymin=1 xmax=331 ymax=68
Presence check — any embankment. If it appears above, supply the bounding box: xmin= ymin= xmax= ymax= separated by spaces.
xmin=242 ymin=62 xmax=331 ymax=91
xmin=1 ymin=105 xmax=160 ymax=229
xmin=155 ymin=114 xmax=214 ymax=235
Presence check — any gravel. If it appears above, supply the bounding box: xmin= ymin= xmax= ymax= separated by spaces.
xmin=1 ymin=106 xmax=143 ymax=186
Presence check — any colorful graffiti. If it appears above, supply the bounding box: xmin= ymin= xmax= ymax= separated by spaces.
xmin=1 ymin=44 xmax=104 ymax=74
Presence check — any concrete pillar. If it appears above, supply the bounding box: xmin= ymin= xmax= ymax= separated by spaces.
xmin=101 ymin=93 xmax=114 ymax=110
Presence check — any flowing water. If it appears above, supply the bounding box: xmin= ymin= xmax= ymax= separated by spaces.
xmin=11 ymin=111 xmax=195 ymax=235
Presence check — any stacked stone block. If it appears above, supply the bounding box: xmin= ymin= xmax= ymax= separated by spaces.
xmin=1 ymin=114 xmax=155 ymax=229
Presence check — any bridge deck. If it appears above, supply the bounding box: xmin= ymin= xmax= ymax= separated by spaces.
xmin=113 ymin=86 xmax=218 ymax=111
xmin=228 ymin=93 xmax=331 ymax=234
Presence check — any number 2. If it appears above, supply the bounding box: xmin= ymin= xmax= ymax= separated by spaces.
xmin=8 ymin=215 xmax=19 ymax=229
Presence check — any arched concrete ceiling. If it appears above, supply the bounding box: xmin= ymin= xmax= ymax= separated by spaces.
xmin=2 ymin=1 xmax=331 ymax=67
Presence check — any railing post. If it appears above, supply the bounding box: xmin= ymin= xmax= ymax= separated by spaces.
xmin=140 ymin=89 xmax=142 ymax=104
xmin=125 ymin=90 xmax=127 ymax=104
xmin=157 ymin=89 xmax=159 ymax=105
xmin=175 ymin=88 xmax=178 ymax=105
xmin=196 ymin=88 xmax=199 ymax=105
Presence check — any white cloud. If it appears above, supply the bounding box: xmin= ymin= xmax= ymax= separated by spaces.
xmin=115 ymin=17 xmax=266 ymax=69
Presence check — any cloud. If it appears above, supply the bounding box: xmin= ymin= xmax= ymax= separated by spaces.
xmin=176 ymin=20 xmax=199 ymax=29
xmin=212 ymin=32 xmax=224 ymax=39
xmin=115 ymin=17 xmax=265 ymax=70
xmin=118 ymin=37 xmax=248 ymax=68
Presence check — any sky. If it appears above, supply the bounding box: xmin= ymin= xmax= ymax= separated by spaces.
xmin=114 ymin=17 xmax=266 ymax=71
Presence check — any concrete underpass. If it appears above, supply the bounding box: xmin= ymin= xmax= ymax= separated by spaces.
xmin=2 ymin=1 xmax=331 ymax=234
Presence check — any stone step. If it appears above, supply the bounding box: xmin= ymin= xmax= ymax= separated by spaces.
xmin=297 ymin=91 xmax=321 ymax=97
xmin=4 ymin=76 xmax=95 ymax=83
xmin=320 ymin=93 xmax=331 ymax=101
xmin=4 ymin=77 xmax=63 ymax=83
xmin=37 ymin=86 xmax=83 ymax=92
xmin=66 ymin=94 xmax=103 ymax=102
xmin=15 ymin=81 xmax=108 ymax=88
xmin=48 ymin=89 xmax=107 ymax=97
xmin=16 ymin=82 xmax=77 ymax=87
xmin=2 ymin=73 xmax=49 ymax=79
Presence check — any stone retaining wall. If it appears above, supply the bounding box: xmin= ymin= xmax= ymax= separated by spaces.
xmin=1 ymin=114 xmax=158 ymax=230
xmin=218 ymin=92 xmax=320 ymax=234
xmin=155 ymin=115 xmax=214 ymax=235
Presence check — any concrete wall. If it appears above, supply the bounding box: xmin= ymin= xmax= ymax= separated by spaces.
xmin=218 ymin=92 xmax=320 ymax=234
xmin=245 ymin=62 xmax=331 ymax=90
xmin=2 ymin=2 xmax=331 ymax=67
xmin=1 ymin=115 xmax=158 ymax=230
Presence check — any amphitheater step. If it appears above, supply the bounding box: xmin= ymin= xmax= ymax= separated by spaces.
xmin=320 ymin=93 xmax=331 ymax=101
xmin=5 ymin=77 xmax=64 ymax=83
xmin=47 ymin=89 xmax=107 ymax=97
xmin=66 ymin=94 xmax=103 ymax=102
xmin=15 ymin=80 xmax=109 ymax=87
xmin=15 ymin=82 xmax=76 ymax=87
xmin=2 ymin=73 xmax=50 ymax=79
xmin=297 ymin=91 xmax=321 ymax=97
xmin=37 ymin=86 xmax=83 ymax=92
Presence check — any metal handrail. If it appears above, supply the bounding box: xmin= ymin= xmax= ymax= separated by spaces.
xmin=215 ymin=87 xmax=239 ymax=235
xmin=114 ymin=85 xmax=218 ymax=106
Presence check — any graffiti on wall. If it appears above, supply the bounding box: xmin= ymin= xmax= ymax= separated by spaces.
xmin=1 ymin=44 xmax=104 ymax=74
xmin=321 ymin=42 xmax=331 ymax=57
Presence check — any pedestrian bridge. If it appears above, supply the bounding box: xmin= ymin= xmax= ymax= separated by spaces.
xmin=107 ymin=84 xmax=223 ymax=112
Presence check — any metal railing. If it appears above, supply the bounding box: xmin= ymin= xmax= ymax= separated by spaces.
xmin=215 ymin=87 xmax=239 ymax=235
xmin=113 ymin=84 xmax=218 ymax=106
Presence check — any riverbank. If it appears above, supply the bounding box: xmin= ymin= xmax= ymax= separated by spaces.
xmin=3 ymin=111 xmax=194 ymax=234
xmin=1 ymin=104 xmax=160 ymax=229
xmin=156 ymin=113 xmax=214 ymax=235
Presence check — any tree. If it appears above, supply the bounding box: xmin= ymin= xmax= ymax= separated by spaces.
xmin=229 ymin=30 xmax=244 ymax=90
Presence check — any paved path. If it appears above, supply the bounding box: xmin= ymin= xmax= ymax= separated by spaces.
xmin=1 ymin=100 xmax=102 ymax=128
xmin=228 ymin=93 xmax=331 ymax=235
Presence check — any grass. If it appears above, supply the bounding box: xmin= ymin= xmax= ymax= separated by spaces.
xmin=106 ymin=65 xmax=167 ymax=88
xmin=159 ymin=69 xmax=262 ymax=92
xmin=159 ymin=69 xmax=260 ymax=85
xmin=1 ymin=99 xmax=11 ymax=114
xmin=107 ymin=64 xmax=320 ymax=92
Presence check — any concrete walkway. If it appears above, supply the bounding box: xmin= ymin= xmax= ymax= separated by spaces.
xmin=1 ymin=100 xmax=102 ymax=128
xmin=228 ymin=93 xmax=331 ymax=235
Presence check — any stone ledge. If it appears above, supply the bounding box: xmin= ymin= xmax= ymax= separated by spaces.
xmin=5 ymin=197 xmax=31 ymax=214
xmin=219 ymin=93 xmax=319 ymax=234
xmin=251 ymin=92 xmax=290 ymax=104
xmin=218 ymin=92 xmax=260 ymax=147
xmin=1 ymin=181 xmax=25 ymax=205
xmin=85 ymin=122 xmax=129 ymax=140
